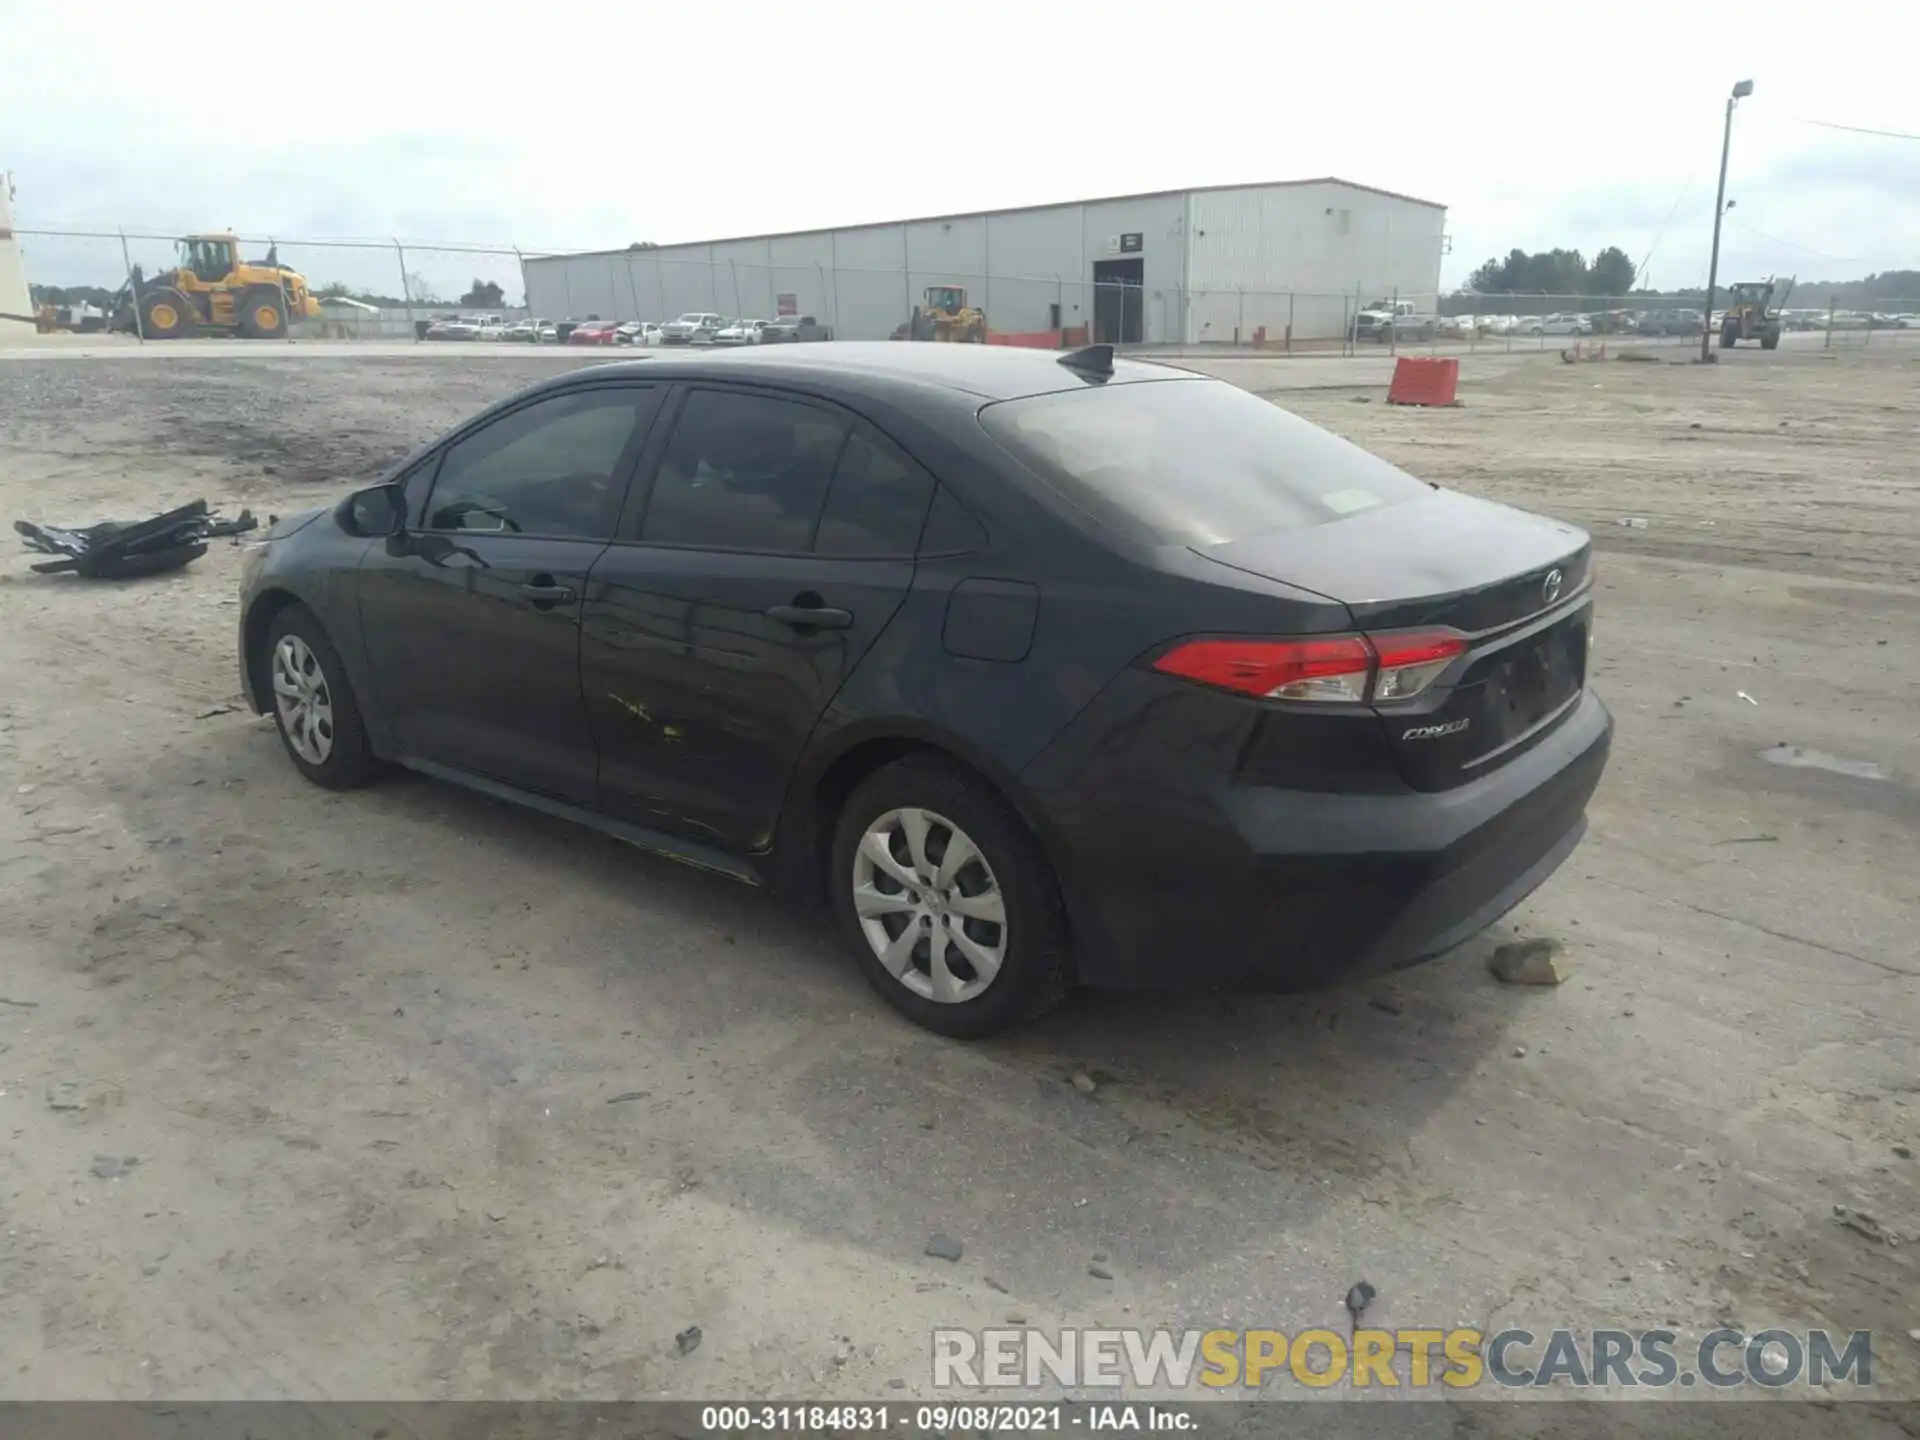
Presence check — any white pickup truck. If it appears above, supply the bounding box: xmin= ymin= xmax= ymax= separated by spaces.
xmin=1351 ymin=299 xmax=1436 ymax=344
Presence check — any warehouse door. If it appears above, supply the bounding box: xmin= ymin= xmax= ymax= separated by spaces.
xmin=1091 ymin=258 xmax=1143 ymax=344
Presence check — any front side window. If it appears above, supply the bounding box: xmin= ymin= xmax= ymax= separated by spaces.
xmin=425 ymin=387 xmax=659 ymax=539
xmin=638 ymin=390 xmax=849 ymax=552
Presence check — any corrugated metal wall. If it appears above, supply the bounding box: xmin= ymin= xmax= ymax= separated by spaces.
xmin=522 ymin=192 xmax=1186 ymax=342
xmin=1185 ymin=183 xmax=1446 ymax=342
xmin=521 ymin=183 xmax=1443 ymax=346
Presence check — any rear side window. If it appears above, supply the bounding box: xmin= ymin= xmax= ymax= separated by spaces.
xmin=639 ymin=389 xmax=849 ymax=552
xmin=814 ymin=429 xmax=936 ymax=557
xmin=979 ymin=379 xmax=1434 ymax=546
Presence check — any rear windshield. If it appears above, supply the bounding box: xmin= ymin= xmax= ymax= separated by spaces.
xmin=979 ymin=378 xmax=1435 ymax=546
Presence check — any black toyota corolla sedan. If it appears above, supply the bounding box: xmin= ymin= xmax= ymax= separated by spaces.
xmin=239 ymin=343 xmax=1610 ymax=1036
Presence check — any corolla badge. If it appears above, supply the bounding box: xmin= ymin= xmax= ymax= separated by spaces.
xmin=1402 ymin=718 xmax=1472 ymax=741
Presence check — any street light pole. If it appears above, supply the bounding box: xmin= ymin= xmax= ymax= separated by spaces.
xmin=1701 ymin=78 xmax=1754 ymax=363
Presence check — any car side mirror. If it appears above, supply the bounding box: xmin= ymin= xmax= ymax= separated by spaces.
xmin=339 ymin=483 xmax=406 ymax=537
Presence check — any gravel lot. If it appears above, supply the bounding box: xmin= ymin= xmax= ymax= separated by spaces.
xmin=1 ymin=338 xmax=1915 ymax=1421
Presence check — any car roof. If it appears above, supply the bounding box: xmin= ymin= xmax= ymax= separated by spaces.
xmin=548 ymin=341 xmax=1197 ymax=401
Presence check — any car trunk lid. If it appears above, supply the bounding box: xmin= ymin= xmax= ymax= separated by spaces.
xmin=1196 ymin=490 xmax=1593 ymax=790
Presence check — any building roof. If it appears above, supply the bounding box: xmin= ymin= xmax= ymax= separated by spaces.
xmin=528 ymin=177 xmax=1446 ymax=264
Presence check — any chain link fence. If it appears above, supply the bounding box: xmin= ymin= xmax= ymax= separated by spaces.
xmin=15 ymin=224 xmax=1920 ymax=354
xmin=13 ymin=227 xmax=538 ymax=341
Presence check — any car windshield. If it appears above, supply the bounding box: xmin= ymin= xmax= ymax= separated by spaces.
xmin=979 ymin=378 xmax=1435 ymax=547
xmin=675 ymin=314 xmax=705 ymax=323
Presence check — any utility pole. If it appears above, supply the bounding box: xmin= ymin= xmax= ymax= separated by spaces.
xmin=1701 ymin=78 xmax=1754 ymax=363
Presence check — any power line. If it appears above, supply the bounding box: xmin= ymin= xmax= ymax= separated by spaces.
xmin=1634 ymin=172 xmax=1699 ymax=289
xmin=1796 ymin=117 xmax=1920 ymax=142
xmin=1723 ymin=216 xmax=1859 ymax=263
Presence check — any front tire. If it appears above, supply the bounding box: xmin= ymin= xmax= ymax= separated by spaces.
xmin=830 ymin=758 xmax=1072 ymax=1037
xmin=238 ymin=286 xmax=288 ymax=338
xmin=262 ymin=605 xmax=380 ymax=790
xmin=138 ymin=288 xmax=195 ymax=339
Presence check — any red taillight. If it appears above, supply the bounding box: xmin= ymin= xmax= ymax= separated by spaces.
xmin=1152 ymin=629 xmax=1466 ymax=704
xmin=1152 ymin=636 xmax=1375 ymax=703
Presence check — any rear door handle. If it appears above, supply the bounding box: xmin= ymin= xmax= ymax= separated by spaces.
xmin=765 ymin=603 xmax=853 ymax=630
xmin=519 ymin=579 xmax=577 ymax=606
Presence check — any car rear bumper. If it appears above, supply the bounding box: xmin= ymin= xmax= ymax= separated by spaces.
xmin=1021 ymin=681 xmax=1612 ymax=991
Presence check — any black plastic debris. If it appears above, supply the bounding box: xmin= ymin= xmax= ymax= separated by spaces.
xmin=15 ymin=499 xmax=257 ymax=579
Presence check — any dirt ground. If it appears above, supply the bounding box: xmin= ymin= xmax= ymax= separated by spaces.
xmin=0 ymin=339 xmax=1916 ymax=1420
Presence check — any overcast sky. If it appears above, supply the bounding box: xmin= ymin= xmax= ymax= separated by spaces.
xmin=6 ymin=0 xmax=1916 ymax=302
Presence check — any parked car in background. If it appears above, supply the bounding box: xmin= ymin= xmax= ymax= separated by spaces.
xmin=663 ymin=313 xmax=726 ymax=345
xmin=1351 ymin=299 xmax=1436 ymax=343
xmin=566 ymin=320 xmax=622 ymax=346
xmin=760 ymin=314 xmax=835 ymax=343
xmin=1664 ymin=310 xmax=1704 ymax=336
xmin=713 ymin=319 xmax=767 ymax=346
xmin=470 ymin=316 xmax=510 ymax=342
xmin=424 ymin=316 xmax=480 ymax=341
xmin=1435 ymin=314 xmax=1472 ymax=339
xmin=238 ymin=343 xmax=1611 ymax=1038
xmin=503 ymin=318 xmax=558 ymax=344
xmin=1540 ymin=314 xmax=1594 ymax=336
xmin=1511 ymin=316 xmax=1545 ymax=336
xmin=1476 ymin=314 xmax=1515 ymax=336
xmin=616 ymin=321 xmax=663 ymax=346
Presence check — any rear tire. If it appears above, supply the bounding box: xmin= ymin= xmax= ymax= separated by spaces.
xmin=238 ymin=287 xmax=288 ymax=339
xmin=138 ymin=288 xmax=195 ymax=339
xmin=830 ymin=758 xmax=1072 ymax=1038
xmin=261 ymin=605 xmax=381 ymax=790
xmin=1720 ymin=322 xmax=1736 ymax=349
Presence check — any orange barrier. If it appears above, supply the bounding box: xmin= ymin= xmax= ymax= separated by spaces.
xmin=1386 ymin=356 xmax=1460 ymax=407
xmin=987 ymin=331 xmax=1060 ymax=348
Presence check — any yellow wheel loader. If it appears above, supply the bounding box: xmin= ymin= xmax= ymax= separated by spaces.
xmin=112 ymin=234 xmax=322 ymax=340
xmin=897 ymin=284 xmax=988 ymax=343
xmin=1719 ymin=276 xmax=1792 ymax=351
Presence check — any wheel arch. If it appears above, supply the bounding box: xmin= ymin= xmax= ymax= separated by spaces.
xmin=774 ymin=721 xmax=1076 ymax=943
xmin=241 ymin=587 xmax=306 ymax=712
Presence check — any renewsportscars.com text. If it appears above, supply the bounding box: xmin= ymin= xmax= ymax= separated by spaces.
xmin=932 ymin=1326 xmax=1874 ymax=1390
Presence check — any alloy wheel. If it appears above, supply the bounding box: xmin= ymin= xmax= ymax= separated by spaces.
xmin=851 ymin=807 xmax=1007 ymax=1004
xmin=271 ymin=634 xmax=335 ymax=765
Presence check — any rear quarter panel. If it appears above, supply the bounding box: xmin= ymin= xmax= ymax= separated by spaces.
xmin=775 ymin=383 xmax=1351 ymax=912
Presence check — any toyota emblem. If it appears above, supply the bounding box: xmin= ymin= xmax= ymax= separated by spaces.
xmin=1542 ymin=567 xmax=1564 ymax=604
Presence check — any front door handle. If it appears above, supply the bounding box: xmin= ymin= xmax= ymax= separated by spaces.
xmin=765 ymin=603 xmax=853 ymax=630
xmin=519 ymin=578 xmax=577 ymax=607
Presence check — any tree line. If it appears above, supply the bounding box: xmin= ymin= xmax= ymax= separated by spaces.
xmin=1466 ymin=247 xmax=1638 ymax=300
xmin=1455 ymin=247 xmax=1920 ymax=312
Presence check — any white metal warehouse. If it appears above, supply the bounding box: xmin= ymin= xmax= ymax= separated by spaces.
xmin=521 ymin=177 xmax=1445 ymax=347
